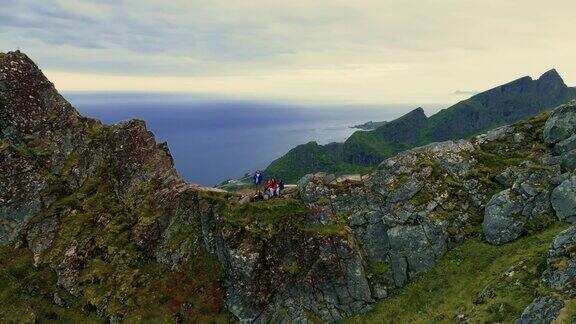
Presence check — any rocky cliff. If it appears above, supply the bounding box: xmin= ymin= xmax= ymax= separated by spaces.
xmin=1 ymin=51 xmax=576 ymax=323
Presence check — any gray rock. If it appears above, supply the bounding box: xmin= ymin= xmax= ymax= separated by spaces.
xmin=483 ymin=189 xmax=526 ymax=245
xmin=554 ymin=134 xmax=576 ymax=155
xmin=516 ymin=296 xmax=565 ymax=324
xmin=561 ymin=149 xmax=576 ymax=172
xmin=387 ymin=177 xmax=423 ymax=203
xmin=476 ymin=125 xmax=513 ymax=144
xmin=354 ymin=217 xmax=389 ymax=263
xmin=25 ymin=216 xmax=59 ymax=265
xmin=550 ymin=175 xmax=576 ymax=223
xmin=297 ymin=173 xmax=331 ymax=204
xmin=541 ymin=225 xmax=576 ymax=293
xmin=372 ymin=283 xmax=388 ymax=300
xmin=540 ymin=154 xmax=563 ymax=166
xmin=543 ymin=100 xmax=576 ymax=145
xmin=53 ymin=292 xmax=64 ymax=307
xmin=387 ymin=221 xmax=447 ymax=286
xmin=496 ymin=168 xmax=517 ymax=187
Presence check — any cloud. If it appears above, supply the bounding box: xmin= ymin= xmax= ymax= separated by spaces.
xmin=452 ymin=90 xmax=479 ymax=96
xmin=1 ymin=0 xmax=576 ymax=104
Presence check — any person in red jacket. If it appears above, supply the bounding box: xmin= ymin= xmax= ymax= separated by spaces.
xmin=271 ymin=178 xmax=279 ymax=197
xmin=264 ymin=179 xmax=274 ymax=199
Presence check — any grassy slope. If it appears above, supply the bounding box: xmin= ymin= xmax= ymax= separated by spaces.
xmin=348 ymin=223 xmax=571 ymax=324
xmin=265 ymin=142 xmax=370 ymax=183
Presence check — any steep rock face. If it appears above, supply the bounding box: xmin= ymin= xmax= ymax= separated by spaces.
xmin=159 ymin=100 xmax=574 ymax=322
xmin=0 ymin=52 xmax=230 ymax=321
xmin=481 ymin=102 xmax=576 ymax=245
xmin=482 ymin=164 xmax=560 ymax=245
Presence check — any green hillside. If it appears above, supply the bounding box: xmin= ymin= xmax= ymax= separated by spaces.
xmin=265 ymin=141 xmax=370 ymax=182
xmin=266 ymin=69 xmax=576 ymax=182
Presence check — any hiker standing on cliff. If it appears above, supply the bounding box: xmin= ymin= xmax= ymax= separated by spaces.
xmin=253 ymin=170 xmax=264 ymax=193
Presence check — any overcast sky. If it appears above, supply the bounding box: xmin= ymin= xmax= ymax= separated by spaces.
xmin=2 ymin=0 xmax=576 ymax=105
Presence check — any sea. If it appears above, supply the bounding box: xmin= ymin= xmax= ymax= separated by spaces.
xmin=66 ymin=92 xmax=438 ymax=186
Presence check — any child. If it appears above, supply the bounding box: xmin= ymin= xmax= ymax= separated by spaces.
xmin=277 ymin=179 xmax=285 ymax=196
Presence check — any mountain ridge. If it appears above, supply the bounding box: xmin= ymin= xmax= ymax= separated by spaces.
xmin=265 ymin=69 xmax=576 ymax=182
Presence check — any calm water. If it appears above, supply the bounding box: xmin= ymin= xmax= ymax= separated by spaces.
xmin=66 ymin=93 xmax=427 ymax=186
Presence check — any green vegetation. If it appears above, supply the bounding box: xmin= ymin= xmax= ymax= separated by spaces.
xmin=347 ymin=223 xmax=569 ymax=323
xmin=352 ymin=120 xmax=388 ymax=130
xmin=265 ymin=141 xmax=372 ymax=183
xmin=1 ymin=154 xmax=230 ymax=322
xmin=466 ymin=111 xmax=551 ymax=200
xmin=0 ymin=247 xmax=101 ymax=323
xmin=264 ymin=72 xmax=576 ymax=183
xmin=365 ymin=261 xmax=392 ymax=286
xmin=220 ymin=198 xmax=310 ymax=247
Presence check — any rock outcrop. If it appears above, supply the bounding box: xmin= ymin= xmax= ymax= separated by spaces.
xmin=0 ymin=52 xmax=231 ymax=321
xmin=541 ymin=225 xmax=576 ymax=295
xmin=516 ymin=296 xmax=565 ymax=324
xmin=516 ymin=224 xmax=576 ymax=323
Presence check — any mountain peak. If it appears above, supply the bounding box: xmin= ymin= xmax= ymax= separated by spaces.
xmin=537 ymin=68 xmax=566 ymax=86
xmin=404 ymin=107 xmax=427 ymax=120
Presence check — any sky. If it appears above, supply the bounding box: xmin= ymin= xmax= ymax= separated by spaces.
xmin=2 ymin=0 xmax=576 ymax=105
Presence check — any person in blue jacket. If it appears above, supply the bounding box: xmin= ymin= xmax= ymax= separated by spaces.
xmin=253 ymin=170 xmax=264 ymax=193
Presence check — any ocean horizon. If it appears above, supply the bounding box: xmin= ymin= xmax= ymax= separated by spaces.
xmin=65 ymin=92 xmax=444 ymax=186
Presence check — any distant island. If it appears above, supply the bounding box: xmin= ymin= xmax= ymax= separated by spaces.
xmin=351 ymin=120 xmax=388 ymax=130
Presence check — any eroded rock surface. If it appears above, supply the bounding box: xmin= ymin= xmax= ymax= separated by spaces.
xmin=516 ymin=296 xmax=565 ymax=324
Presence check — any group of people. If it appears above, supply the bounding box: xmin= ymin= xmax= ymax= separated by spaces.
xmin=253 ymin=170 xmax=285 ymax=200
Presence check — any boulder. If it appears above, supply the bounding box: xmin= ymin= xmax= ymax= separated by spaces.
xmin=516 ymin=296 xmax=565 ymax=324
xmin=475 ymin=125 xmax=513 ymax=144
xmin=561 ymin=150 xmax=576 ymax=172
xmin=553 ymin=134 xmax=576 ymax=155
xmin=484 ymin=162 xmax=560 ymax=245
xmin=543 ymin=100 xmax=576 ymax=145
xmin=550 ymin=175 xmax=576 ymax=222
xmin=483 ymin=189 xmax=525 ymax=245
xmin=387 ymin=221 xmax=447 ymax=286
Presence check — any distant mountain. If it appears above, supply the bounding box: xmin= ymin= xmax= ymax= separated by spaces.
xmin=266 ymin=69 xmax=576 ymax=182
